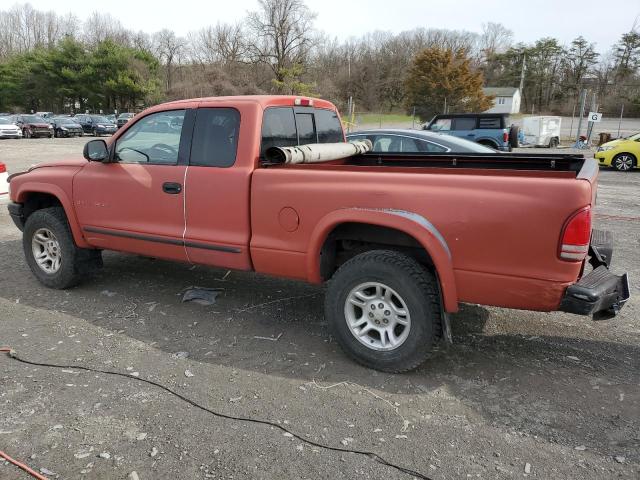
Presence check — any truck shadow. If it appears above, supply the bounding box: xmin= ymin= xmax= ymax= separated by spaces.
xmin=1 ymin=243 xmax=638 ymax=458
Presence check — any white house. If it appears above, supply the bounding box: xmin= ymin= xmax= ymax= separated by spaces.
xmin=483 ymin=87 xmax=521 ymax=114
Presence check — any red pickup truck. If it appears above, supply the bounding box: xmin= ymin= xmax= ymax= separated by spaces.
xmin=7 ymin=95 xmax=629 ymax=372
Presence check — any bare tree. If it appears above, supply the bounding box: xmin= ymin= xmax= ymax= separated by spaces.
xmin=153 ymin=29 xmax=186 ymax=91
xmin=82 ymin=12 xmax=130 ymax=46
xmin=0 ymin=4 xmax=78 ymax=57
xmin=479 ymin=22 xmax=513 ymax=59
xmin=246 ymin=0 xmax=316 ymax=84
xmin=190 ymin=23 xmax=248 ymax=66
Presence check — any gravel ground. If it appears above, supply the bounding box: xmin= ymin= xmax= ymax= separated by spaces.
xmin=0 ymin=137 xmax=638 ymax=480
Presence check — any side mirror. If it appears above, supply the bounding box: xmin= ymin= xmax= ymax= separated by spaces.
xmin=83 ymin=139 xmax=109 ymax=162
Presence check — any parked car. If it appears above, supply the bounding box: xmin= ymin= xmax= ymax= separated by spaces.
xmin=73 ymin=114 xmax=117 ymax=136
xmin=106 ymin=114 xmax=117 ymax=123
xmin=0 ymin=162 xmax=8 ymax=195
xmin=424 ymin=113 xmax=518 ymax=151
xmin=51 ymin=117 xmax=84 ymax=137
xmin=347 ymin=129 xmax=497 ymax=153
xmin=117 ymin=112 xmax=135 ymax=128
xmin=6 ymin=95 xmax=628 ymax=373
xmin=595 ymin=132 xmax=640 ymax=171
xmin=0 ymin=117 xmax=23 ymax=139
xmin=9 ymin=114 xmax=53 ymax=138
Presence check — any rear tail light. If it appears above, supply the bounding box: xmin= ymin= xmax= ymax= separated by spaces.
xmin=0 ymin=163 xmax=6 ymax=173
xmin=559 ymin=206 xmax=591 ymax=261
xmin=294 ymin=98 xmax=313 ymax=106
xmin=503 ymin=130 xmax=509 ymax=143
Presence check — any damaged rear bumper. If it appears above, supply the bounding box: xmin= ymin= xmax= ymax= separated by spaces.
xmin=559 ymin=229 xmax=630 ymax=319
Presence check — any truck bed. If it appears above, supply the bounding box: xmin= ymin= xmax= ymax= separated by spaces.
xmin=251 ymin=152 xmax=598 ymax=312
xmin=262 ymin=151 xmax=590 ymax=176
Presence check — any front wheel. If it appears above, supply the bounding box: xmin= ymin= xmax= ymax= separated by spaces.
xmin=613 ymin=153 xmax=635 ymax=171
xmin=23 ymin=207 xmax=102 ymax=289
xmin=23 ymin=129 xmax=31 ymax=139
xmin=325 ymin=250 xmax=442 ymax=373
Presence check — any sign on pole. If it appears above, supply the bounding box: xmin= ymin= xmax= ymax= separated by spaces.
xmin=587 ymin=112 xmax=602 ymax=122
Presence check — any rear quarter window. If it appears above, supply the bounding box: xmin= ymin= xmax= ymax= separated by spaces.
xmin=261 ymin=108 xmax=297 ymax=155
xmin=315 ymin=109 xmax=343 ymax=142
xmin=452 ymin=117 xmax=477 ymax=131
xmin=478 ymin=117 xmax=502 ymax=129
xmin=261 ymin=106 xmax=344 ymax=156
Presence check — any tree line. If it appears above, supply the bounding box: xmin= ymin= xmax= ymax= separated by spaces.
xmin=0 ymin=1 xmax=639 ymax=117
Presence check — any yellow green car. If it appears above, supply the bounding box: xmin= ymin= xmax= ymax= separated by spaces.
xmin=595 ymin=133 xmax=640 ymax=171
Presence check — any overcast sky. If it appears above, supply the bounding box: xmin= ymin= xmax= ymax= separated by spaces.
xmin=21 ymin=0 xmax=640 ymax=53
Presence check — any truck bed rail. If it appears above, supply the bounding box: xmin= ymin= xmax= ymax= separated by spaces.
xmin=348 ymin=152 xmax=586 ymax=172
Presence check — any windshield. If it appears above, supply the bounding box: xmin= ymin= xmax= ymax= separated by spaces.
xmin=56 ymin=118 xmax=77 ymax=125
xmin=23 ymin=115 xmax=45 ymax=123
xmin=625 ymin=132 xmax=640 ymax=141
xmin=91 ymin=116 xmax=110 ymax=123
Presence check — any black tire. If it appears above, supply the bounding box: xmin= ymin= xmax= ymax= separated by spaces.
xmin=92 ymin=128 xmax=98 ymax=137
xmin=325 ymin=250 xmax=442 ymax=373
xmin=612 ymin=153 xmax=636 ymax=172
xmin=508 ymin=124 xmax=519 ymax=148
xmin=23 ymin=207 xmax=102 ymax=289
xmin=23 ymin=129 xmax=31 ymax=139
xmin=54 ymin=129 xmax=59 ymax=138
xmin=549 ymin=137 xmax=559 ymax=148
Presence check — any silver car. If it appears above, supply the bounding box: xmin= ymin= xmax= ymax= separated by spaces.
xmin=346 ymin=129 xmax=498 ymax=154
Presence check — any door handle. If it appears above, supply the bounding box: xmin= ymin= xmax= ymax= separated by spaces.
xmin=162 ymin=182 xmax=182 ymax=194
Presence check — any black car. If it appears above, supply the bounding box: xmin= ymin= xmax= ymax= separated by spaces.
xmin=51 ymin=117 xmax=84 ymax=137
xmin=74 ymin=114 xmax=117 ymax=136
xmin=346 ymin=129 xmax=498 ymax=154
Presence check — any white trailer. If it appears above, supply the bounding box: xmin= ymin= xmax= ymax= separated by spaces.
xmin=522 ymin=116 xmax=561 ymax=148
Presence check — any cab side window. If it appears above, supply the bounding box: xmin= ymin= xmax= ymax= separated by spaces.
xmin=115 ymin=110 xmax=186 ymax=165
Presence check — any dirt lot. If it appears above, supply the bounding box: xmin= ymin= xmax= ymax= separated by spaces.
xmin=0 ymin=137 xmax=638 ymax=479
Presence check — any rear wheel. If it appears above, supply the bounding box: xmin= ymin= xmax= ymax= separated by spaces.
xmin=509 ymin=125 xmax=519 ymax=149
xmin=613 ymin=153 xmax=636 ymax=171
xmin=92 ymin=127 xmax=98 ymax=137
xmin=23 ymin=207 xmax=102 ymax=289
xmin=325 ymin=250 xmax=442 ymax=373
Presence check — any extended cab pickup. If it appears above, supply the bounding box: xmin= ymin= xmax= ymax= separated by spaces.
xmin=7 ymin=96 xmax=629 ymax=372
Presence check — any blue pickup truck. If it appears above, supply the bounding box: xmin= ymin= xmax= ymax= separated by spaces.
xmin=423 ymin=113 xmax=518 ymax=152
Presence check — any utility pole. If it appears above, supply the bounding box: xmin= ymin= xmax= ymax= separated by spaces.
xmin=519 ymin=54 xmax=526 ymax=94
xmin=575 ymin=88 xmax=587 ymax=144
xmin=585 ymin=91 xmax=597 ymax=146
xmin=617 ymin=104 xmax=624 ymax=138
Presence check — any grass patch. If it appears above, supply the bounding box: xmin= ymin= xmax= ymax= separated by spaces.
xmin=355 ymin=113 xmax=414 ymax=125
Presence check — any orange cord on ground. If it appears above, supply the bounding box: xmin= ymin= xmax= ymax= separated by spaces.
xmin=0 ymin=450 xmax=50 ymax=480
xmin=0 ymin=347 xmax=49 ymax=480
